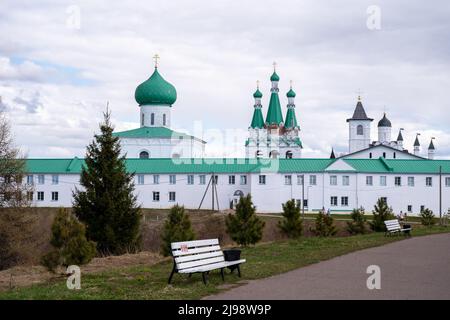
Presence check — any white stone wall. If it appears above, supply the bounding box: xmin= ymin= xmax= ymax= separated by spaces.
xmin=120 ymin=137 xmax=205 ymax=158
xmin=28 ymin=171 xmax=450 ymax=216
xmin=343 ymin=145 xmax=419 ymax=160
xmin=349 ymin=120 xmax=371 ymax=153
xmin=140 ymin=105 xmax=171 ymax=127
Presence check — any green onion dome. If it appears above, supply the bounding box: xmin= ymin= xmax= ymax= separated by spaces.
xmin=270 ymin=71 xmax=280 ymax=82
xmin=135 ymin=68 xmax=177 ymax=106
xmin=286 ymin=88 xmax=296 ymax=98
xmin=253 ymin=88 xmax=263 ymax=98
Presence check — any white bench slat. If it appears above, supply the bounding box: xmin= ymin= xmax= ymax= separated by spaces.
xmin=172 ymin=245 xmax=222 ymax=257
xmin=175 ymin=251 xmax=224 ymax=264
xmin=177 ymin=256 xmax=225 ymax=271
xmin=171 ymin=239 xmax=219 ymax=250
xmin=179 ymin=259 xmax=246 ymax=274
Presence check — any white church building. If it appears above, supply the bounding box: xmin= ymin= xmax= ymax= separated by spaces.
xmin=24 ymin=61 xmax=450 ymax=216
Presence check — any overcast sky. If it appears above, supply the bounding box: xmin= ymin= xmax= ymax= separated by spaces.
xmin=1 ymin=0 xmax=449 ymax=159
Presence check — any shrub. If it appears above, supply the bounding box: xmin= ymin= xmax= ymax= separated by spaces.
xmin=420 ymin=208 xmax=436 ymax=226
xmin=226 ymin=194 xmax=265 ymax=246
xmin=41 ymin=208 xmax=96 ymax=272
xmin=278 ymin=199 xmax=303 ymax=238
xmin=161 ymin=205 xmax=195 ymax=256
xmin=312 ymin=210 xmax=337 ymax=237
xmin=369 ymin=198 xmax=395 ymax=232
xmin=347 ymin=208 xmax=368 ymax=235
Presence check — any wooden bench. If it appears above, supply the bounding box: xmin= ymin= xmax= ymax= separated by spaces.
xmin=384 ymin=219 xmax=412 ymax=236
xmin=168 ymin=239 xmax=246 ymax=285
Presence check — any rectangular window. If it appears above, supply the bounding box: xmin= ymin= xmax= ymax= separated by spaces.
xmin=240 ymin=175 xmax=247 ymax=185
xmin=152 ymin=191 xmax=160 ymax=202
xmin=380 ymin=176 xmax=387 ymax=186
xmin=330 ymin=196 xmax=338 ymax=206
xmin=330 ymin=175 xmax=337 ymax=186
xmin=169 ymin=191 xmax=176 ymax=202
xmin=27 ymin=175 xmax=34 ymax=185
xmin=37 ymin=191 xmax=44 ymax=201
xmin=51 ymin=192 xmax=58 ymax=201
xmin=52 ymin=174 xmax=59 ymax=185
xmin=259 ymin=175 xmax=266 ymax=185
xmin=228 ymin=175 xmax=235 ymax=185
xmin=187 ymin=175 xmax=194 ymax=185
xmin=199 ymin=175 xmax=206 ymax=185
xmin=309 ymin=175 xmax=317 ymax=186
xmin=169 ymin=175 xmax=176 ymax=185
xmin=420 ymin=205 xmax=425 ymax=213
xmin=212 ymin=175 xmax=218 ymax=184
xmin=38 ymin=174 xmax=45 ymax=185
xmin=381 ymin=197 xmax=388 ymax=204
xmin=153 ymin=175 xmax=159 ymax=184
xmin=341 ymin=196 xmax=349 ymax=206
xmin=297 ymin=175 xmax=304 ymax=185
xmin=27 ymin=191 xmax=33 ymax=201
xmin=407 ymin=205 xmax=412 ymax=213
xmin=366 ymin=176 xmax=373 ymax=186
xmin=395 ymin=177 xmax=401 ymax=186
xmin=408 ymin=176 xmax=415 ymax=187
xmin=303 ymin=199 xmax=308 ymax=208
xmin=446 ymin=177 xmax=450 ymax=187
xmin=342 ymin=176 xmax=350 ymax=186
xmin=426 ymin=177 xmax=432 ymax=187
xmin=285 ymin=175 xmax=292 ymax=185
xmin=137 ymin=174 xmax=144 ymax=185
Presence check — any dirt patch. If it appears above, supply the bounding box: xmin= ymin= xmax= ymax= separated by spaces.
xmin=0 ymin=251 xmax=164 ymax=292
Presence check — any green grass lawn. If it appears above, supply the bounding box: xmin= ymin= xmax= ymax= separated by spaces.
xmin=1 ymin=225 xmax=448 ymax=300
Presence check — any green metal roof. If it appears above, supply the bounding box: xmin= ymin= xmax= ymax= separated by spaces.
xmin=113 ymin=126 xmax=205 ymax=143
xmin=135 ymin=68 xmax=177 ymax=106
xmin=253 ymin=88 xmax=263 ymax=98
xmin=270 ymin=71 xmax=280 ymax=82
xmin=285 ymin=108 xmax=298 ymax=128
xmin=265 ymin=92 xmax=284 ymax=125
xmin=25 ymin=158 xmax=450 ymax=175
xmin=286 ymin=88 xmax=296 ymax=98
xmin=250 ymin=108 xmax=265 ymax=129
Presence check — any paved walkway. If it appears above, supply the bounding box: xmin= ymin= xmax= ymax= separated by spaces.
xmin=205 ymin=233 xmax=450 ymax=300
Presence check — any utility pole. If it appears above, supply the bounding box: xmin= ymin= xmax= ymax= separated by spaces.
xmin=439 ymin=166 xmax=442 ymax=225
xmin=302 ymin=174 xmax=305 ymax=218
xmin=212 ymin=173 xmax=215 ymax=211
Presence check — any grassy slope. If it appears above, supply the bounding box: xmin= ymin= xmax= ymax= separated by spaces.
xmin=0 ymin=226 xmax=448 ymax=300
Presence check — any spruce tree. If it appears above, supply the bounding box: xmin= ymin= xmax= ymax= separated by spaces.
xmin=279 ymin=199 xmax=303 ymax=238
xmin=369 ymin=198 xmax=395 ymax=232
xmin=161 ymin=205 xmax=196 ymax=256
xmin=225 ymin=194 xmax=265 ymax=246
xmin=72 ymin=110 xmax=142 ymax=255
xmin=313 ymin=210 xmax=337 ymax=237
xmin=420 ymin=208 xmax=435 ymax=227
xmin=347 ymin=207 xmax=368 ymax=235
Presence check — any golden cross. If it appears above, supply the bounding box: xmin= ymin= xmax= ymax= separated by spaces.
xmin=290 ymin=80 xmax=293 ymax=88
xmin=256 ymin=80 xmax=260 ymax=89
xmin=356 ymin=88 xmax=363 ymax=101
xmin=153 ymin=54 xmax=160 ymax=68
xmin=273 ymin=61 xmax=277 ymax=71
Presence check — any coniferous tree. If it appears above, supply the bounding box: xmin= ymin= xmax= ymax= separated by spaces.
xmin=41 ymin=208 xmax=96 ymax=272
xmin=347 ymin=207 xmax=368 ymax=235
xmin=369 ymin=198 xmax=395 ymax=232
xmin=72 ymin=110 xmax=142 ymax=254
xmin=279 ymin=199 xmax=303 ymax=238
xmin=225 ymin=194 xmax=265 ymax=246
xmin=161 ymin=205 xmax=195 ymax=256
xmin=312 ymin=210 xmax=337 ymax=237
xmin=420 ymin=208 xmax=436 ymax=227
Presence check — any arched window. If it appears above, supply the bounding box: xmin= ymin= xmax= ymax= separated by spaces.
xmin=171 ymin=153 xmax=180 ymax=159
xmin=286 ymin=151 xmax=293 ymax=159
xmin=393 ymin=152 xmax=396 ymax=159
xmin=139 ymin=151 xmax=149 ymax=159
xmin=357 ymin=125 xmax=364 ymax=135
xmin=256 ymin=150 xmax=263 ymax=158
xmin=369 ymin=152 xmax=372 ymax=159
xmin=163 ymin=114 xmax=166 ymax=126
xmin=151 ymin=113 xmax=155 ymax=125
xmin=141 ymin=113 xmax=144 ymax=126
xmin=383 ymin=152 xmax=386 ymax=158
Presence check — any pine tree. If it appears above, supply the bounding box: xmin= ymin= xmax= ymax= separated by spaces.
xmin=72 ymin=110 xmax=142 ymax=255
xmin=225 ymin=194 xmax=265 ymax=246
xmin=420 ymin=208 xmax=435 ymax=227
xmin=370 ymin=198 xmax=395 ymax=232
xmin=41 ymin=208 xmax=96 ymax=272
xmin=313 ymin=210 xmax=337 ymax=237
xmin=347 ymin=207 xmax=368 ymax=235
xmin=161 ymin=205 xmax=196 ymax=256
xmin=278 ymin=199 xmax=303 ymax=238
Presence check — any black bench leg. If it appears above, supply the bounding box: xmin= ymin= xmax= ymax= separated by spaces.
xmin=168 ymin=264 xmax=176 ymax=284
xmin=188 ymin=273 xmax=192 ymax=278
xmin=237 ymin=265 xmax=241 ymax=278
xmin=202 ymin=272 xmax=208 ymax=285
xmin=220 ymin=268 xmax=225 ymax=281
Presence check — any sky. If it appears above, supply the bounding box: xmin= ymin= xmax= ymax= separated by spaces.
xmin=0 ymin=0 xmax=449 ymax=159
